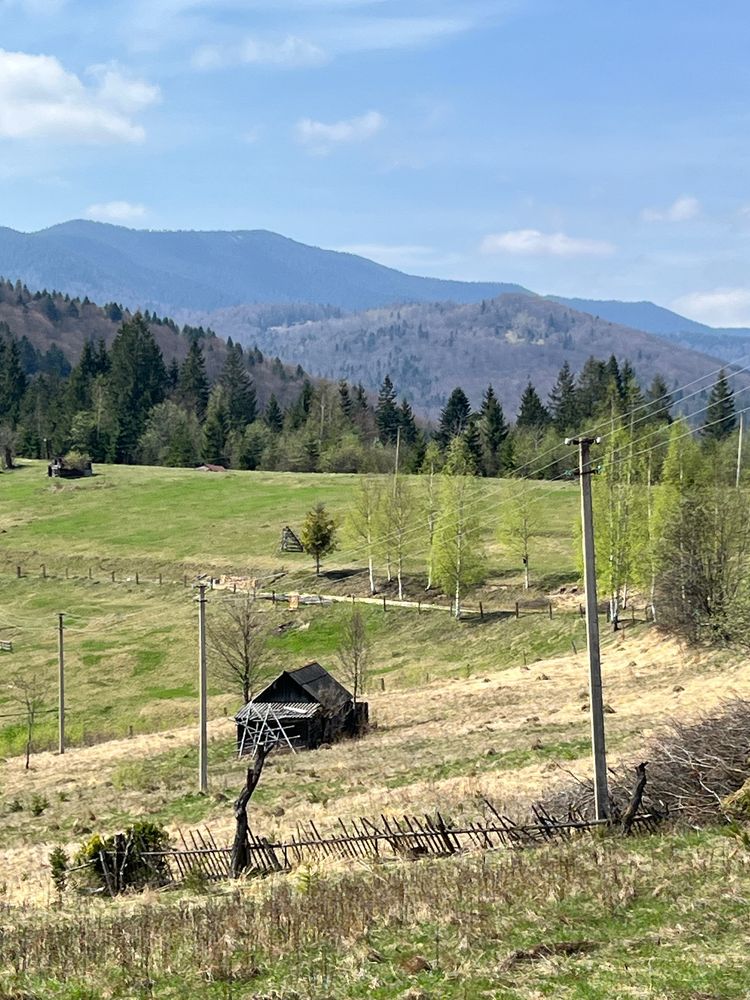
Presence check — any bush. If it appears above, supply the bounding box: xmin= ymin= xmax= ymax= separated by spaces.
xmin=73 ymin=821 xmax=171 ymax=894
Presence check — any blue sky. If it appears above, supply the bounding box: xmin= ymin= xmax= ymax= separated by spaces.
xmin=1 ymin=0 xmax=749 ymax=324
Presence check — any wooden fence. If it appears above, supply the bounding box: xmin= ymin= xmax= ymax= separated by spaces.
xmin=138 ymin=803 xmax=662 ymax=885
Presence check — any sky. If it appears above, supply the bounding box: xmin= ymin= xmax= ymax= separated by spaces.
xmin=1 ymin=0 xmax=749 ymax=325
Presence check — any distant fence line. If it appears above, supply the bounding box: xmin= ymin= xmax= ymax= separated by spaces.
xmin=1 ymin=559 xmax=657 ymax=625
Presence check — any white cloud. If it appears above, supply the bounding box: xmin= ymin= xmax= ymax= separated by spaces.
xmin=295 ymin=110 xmax=385 ymax=152
xmin=672 ymin=288 xmax=750 ymax=328
xmin=190 ymin=12 xmax=478 ymax=71
xmin=641 ymin=195 xmax=700 ymax=223
xmin=84 ymin=201 xmax=147 ymax=223
xmin=193 ymin=34 xmax=327 ymax=70
xmin=0 ymin=50 xmax=159 ymax=143
xmin=480 ymin=229 xmax=615 ymax=258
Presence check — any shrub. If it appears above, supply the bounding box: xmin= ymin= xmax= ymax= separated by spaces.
xmin=49 ymin=846 xmax=68 ymax=896
xmin=74 ymin=821 xmax=171 ymax=894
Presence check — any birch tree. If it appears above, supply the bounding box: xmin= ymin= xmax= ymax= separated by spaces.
xmin=434 ymin=437 xmax=484 ymax=618
xmin=500 ymin=480 xmax=540 ymax=589
xmin=421 ymin=441 xmax=442 ymax=590
xmin=346 ymin=477 xmax=382 ymax=594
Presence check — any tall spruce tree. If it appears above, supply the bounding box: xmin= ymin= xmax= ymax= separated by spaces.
xmin=0 ymin=336 xmax=28 ymax=427
xmin=338 ymin=380 xmax=353 ymax=421
xmin=177 ymin=340 xmax=210 ymax=420
xmin=646 ymin=374 xmax=673 ymax=424
xmin=437 ymin=387 xmax=472 ymax=447
xmin=398 ymin=398 xmax=418 ymax=446
xmin=202 ymin=386 xmax=230 ymax=465
xmin=221 ymin=344 xmax=257 ymax=431
xmin=516 ymin=380 xmax=550 ymax=430
xmin=576 ymin=356 xmax=609 ymax=420
xmin=375 ymin=375 xmax=400 ymax=444
xmin=264 ymin=394 xmax=284 ymax=433
xmin=477 ymin=384 xmax=508 ymax=476
xmin=109 ymin=315 xmax=167 ymax=463
xmin=703 ymin=369 xmax=736 ymax=440
xmin=548 ymin=361 xmax=579 ymax=431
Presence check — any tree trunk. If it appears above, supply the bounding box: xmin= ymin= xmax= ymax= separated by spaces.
xmin=621 ymin=762 xmax=648 ymax=835
xmin=368 ymin=554 xmax=375 ymax=595
xmin=242 ymin=677 xmax=250 ymax=704
xmin=3 ymin=446 xmax=13 ymax=471
xmin=231 ymin=744 xmax=271 ymax=878
xmin=524 ymin=560 xmax=530 ymax=590
xmin=315 ymin=553 xmax=320 ymax=576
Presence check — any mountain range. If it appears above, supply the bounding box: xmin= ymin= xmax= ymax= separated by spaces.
xmin=1 ymin=221 xmax=747 ymax=344
xmin=1 ymin=220 xmax=748 ymax=417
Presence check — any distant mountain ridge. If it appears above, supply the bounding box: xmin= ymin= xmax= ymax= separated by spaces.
xmin=212 ymin=293 xmax=750 ymax=418
xmin=0 ymin=221 xmax=525 ymax=313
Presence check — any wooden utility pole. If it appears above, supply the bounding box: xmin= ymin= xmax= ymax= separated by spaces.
xmin=57 ymin=613 xmax=65 ymax=755
xmin=566 ymin=436 xmax=609 ymax=819
xmin=736 ymin=412 xmax=744 ymax=489
xmin=197 ymin=584 xmax=208 ymax=794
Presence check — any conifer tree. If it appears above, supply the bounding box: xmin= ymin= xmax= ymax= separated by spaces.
xmin=437 ymin=387 xmax=472 ymax=447
xmin=477 ymin=384 xmax=508 ymax=476
xmin=703 ymin=369 xmax=736 ymax=440
xmin=221 ymin=344 xmax=257 ymax=431
xmin=264 ymin=394 xmax=284 ymax=434
xmin=375 ymin=375 xmax=400 ymax=444
xmin=338 ymin=380 xmax=353 ymax=421
xmin=177 ymin=340 xmax=210 ymax=420
xmin=300 ymin=503 xmax=338 ymax=575
xmin=109 ymin=315 xmax=167 ymax=463
xmin=516 ymin=381 xmax=550 ymax=430
xmin=398 ymin=398 xmax=418 ymax=446
xmin=288 ymin=379 xmax=314 ymax=430
xmin=0 ymin=335 xmax=28 ymax=426
xmin=576 ymin=356 xmax=609 ymax=420
xmin=548 ymin=361 xmax=579 ymax=431
xmin=202 ymin=386 xmax=230 ymax=466
xmin=646 ymin=374 xmax=673 ymax=424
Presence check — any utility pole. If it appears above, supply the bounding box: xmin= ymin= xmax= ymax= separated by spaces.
xmin=57 ymin=613 xmax=65 ymax=755
xmin=566 ymin=436 xmax=609 ymax=819
xmin=197 ymin=584 xmax=208 ymax=794
xmin=736 ymin=412 xmax=744 ymax=489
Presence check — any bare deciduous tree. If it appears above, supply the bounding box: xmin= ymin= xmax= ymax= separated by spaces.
xmin=337 ymin=608 xmax=369 ymax=707
xmin=208 ymin=592 xmax=268 ymax=704
xmin=7 ymin=670 xmax=48 ymax=769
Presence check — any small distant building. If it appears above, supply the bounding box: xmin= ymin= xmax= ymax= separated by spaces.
xmin=48 ymin=456 xmax=93 ymax=478
xmin=235 ymin=661 xmax=368 ymax=757
xmin=196 ymin=463 xmax=226 ymax=473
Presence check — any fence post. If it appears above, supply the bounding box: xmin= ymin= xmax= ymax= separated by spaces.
xmin=184 ymin=575 xmax=188 ymax=587
xmin=380 ymin=677 xmax=385 ymax=691
xmin=272 ymin=591 xmax=276 ymax=605
xmin=65 ymin=567 xmax=69 ymax=579
xmin=135 ymin=572 xmax=139 ymax=585
xmin=16 ymin=565 xmax=21 ymax=578
xmin=479 ymin=601 xmax=484 ymax=620
xmin=548 ymin=602 xmax=553 ymax=620
xmin=515 ymin=601 xmax=519 ymax=619
xmin=418 ymin=601 xmax=421 ymax=615
xmin=89 ymin=567 xmax=93 ymax=579
xmin=41 ymin=564 xmax=46 ymax=579
xmin=383 ymin=595 xmax=387 ymax=612
xmin=159 ymin=573 xmax=163 ymax=585
xmin=111 ymin=571 xmax=115 ymax=583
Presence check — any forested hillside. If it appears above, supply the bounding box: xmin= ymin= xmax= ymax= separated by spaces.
xmin=203 ymin=292 xmax=748 ymax=417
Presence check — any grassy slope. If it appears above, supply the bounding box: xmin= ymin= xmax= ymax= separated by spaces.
xmin=0 ymin=460 xmax=580 ymax=755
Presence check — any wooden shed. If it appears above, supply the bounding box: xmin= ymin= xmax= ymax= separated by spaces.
xmin=235 ymin=661 xmax=368 ymax=756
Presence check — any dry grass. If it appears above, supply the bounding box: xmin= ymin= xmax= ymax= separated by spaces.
xmin=2 ymin=624 xmax=749 ymax=909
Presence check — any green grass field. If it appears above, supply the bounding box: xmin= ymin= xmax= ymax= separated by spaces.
xmin=0 ymin=460 xmax=579 ymax=584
